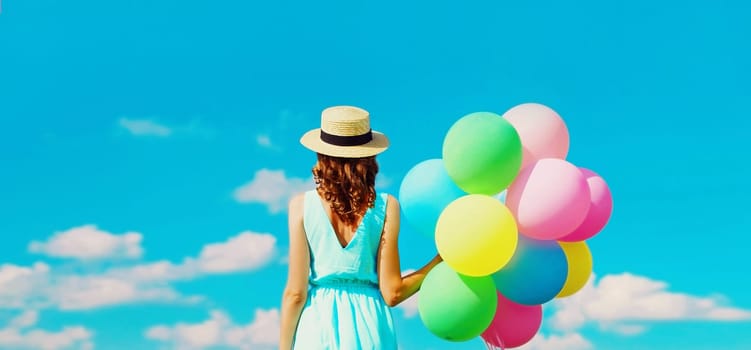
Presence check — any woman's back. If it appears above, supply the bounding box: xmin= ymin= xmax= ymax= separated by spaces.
xmin=303 ymin=190 xmax=389 ymax=287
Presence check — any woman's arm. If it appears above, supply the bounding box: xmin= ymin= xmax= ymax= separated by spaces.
xmin=279 ymin=194 xmax=310 ymax=350
xmin=377 ymin=195 xmax=443 ymax=307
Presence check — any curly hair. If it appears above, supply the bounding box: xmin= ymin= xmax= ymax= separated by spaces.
xmin=312 ymin=153 xmax=379 ymax=226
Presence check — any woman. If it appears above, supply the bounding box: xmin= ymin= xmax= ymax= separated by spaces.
xmin=279 ymin=106 xmax=442 ymax=350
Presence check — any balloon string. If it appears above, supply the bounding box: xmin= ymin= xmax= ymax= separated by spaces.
xmin=482 ymin=341 xmax=503 ymax=350
xmin=481 ymin=335 xmax=505 ymax=350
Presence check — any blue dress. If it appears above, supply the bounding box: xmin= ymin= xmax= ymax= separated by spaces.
xmin=293 ymin=190 xmax=398 ymax=350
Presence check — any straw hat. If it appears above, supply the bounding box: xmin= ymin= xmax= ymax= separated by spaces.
xmin=300 ymin=106 xmax=389 ymax=158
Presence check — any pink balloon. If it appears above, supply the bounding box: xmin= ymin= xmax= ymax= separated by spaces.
xmin=506 ymin=159 xmax=591 ymax=240
xmin=481 ymin=292 xmax=542 ymax=349
xmin=502 ymin=103 xmax=570 ymax=171
xmin=559 ymin=168 xmax=613 ymax=242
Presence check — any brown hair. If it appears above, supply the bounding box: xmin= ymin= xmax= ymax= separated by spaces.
xmin=312 ymin=153 xmax=379 ymax=226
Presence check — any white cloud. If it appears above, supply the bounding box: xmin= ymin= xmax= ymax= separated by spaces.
xmin=59 ymin=231 xmax=277 ymax=310
xmin=255 ymin=133 xmax=284 ymax=152
xmin=0 ymin=310 xmax=94 ymax=350
xmin=108 ymin=260 xmax=191 ymax=283
xmin=118 ymin=117 xmax=215 ymax=139
xmin=233 ymin=169 xmax=314 ymax=213
xmin=9 ymin=311 xmax=39 ymax=329
xmin=517 ymin=333 xmax=593 ymax=350
xmin=516 ymin=272 xmax=751 ymax=350
xmin=0 ymin=262 xmax=50 ymax=285
xmin=249 ymin=109 xmax=307 ymax=151
xmin=5 ymin=225 xmax=196 ymax=310
xmin=109 ymin=231 xmax=278 ymax=284
xmin=376 ymin=173 xmax=393 ymax=190
xmin=600 ymin=323 xmax=646 ymax=336
xmin=0 ymin=262 xmax=51 ymax=309
xmin=233 ymin=169 xmax=390 ymax=212
xmin=196 ymin=231 xmax=277 ymax=274
xmin=5 ymin=231 xmax=276 ymax=311
xmin=398 ymin=294 xmax=419 ymax=318
xmin=0 ymin=261 xmax=193 ymax=311
xmin=145 ymin=308 xmax=279 ymax=350
xmin=119 ymin=118 xmax=172 ymax=137
xmin=550 ymin=273 xmax=751 ymax=335
xmin=53 ymin=276 xmax=186 ymax=311
xmin=242 ymin=309 xmax=280 ymax=347
xmin=28 ymin=225 xmax=143 ymax=261
xmin=256 ymin=134 xmax=273 ymax=148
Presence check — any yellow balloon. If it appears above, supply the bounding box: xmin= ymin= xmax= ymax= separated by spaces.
xmin=435 ymin=194 xmax=518 ymax=277
xmin=557 ymin=241 xmax=593 ymax=297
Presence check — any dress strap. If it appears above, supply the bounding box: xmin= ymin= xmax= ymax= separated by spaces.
xmin=303 ymin=190 xmax=326 ymax=249
xmin=363 ymin=192 xmax=389 ymax=249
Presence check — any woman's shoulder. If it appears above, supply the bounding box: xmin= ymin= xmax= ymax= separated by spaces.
xmin=290 ymin=190 xmax=310 ymax=203
xmin=288 ymin=191 xmax=310 ymax=217
xmin=378 ymin=192 xmax=400 ymax=210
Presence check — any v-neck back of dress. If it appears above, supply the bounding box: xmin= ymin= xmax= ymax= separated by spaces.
xmin=303 ymin=190 xmax=388 ymax=287
xmin=317 ymin=196 xmax=366 ymax=250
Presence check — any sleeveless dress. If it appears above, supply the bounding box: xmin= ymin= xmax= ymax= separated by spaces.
xmin=292 ymin=190 xmax=398 ymax=350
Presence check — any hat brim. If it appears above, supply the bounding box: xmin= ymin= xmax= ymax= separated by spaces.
xmin=300 ymin=129 xmax=389 ymax=158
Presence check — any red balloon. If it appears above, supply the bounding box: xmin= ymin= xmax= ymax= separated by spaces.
xmin=481 ymin=292 xmax=543 ymax=348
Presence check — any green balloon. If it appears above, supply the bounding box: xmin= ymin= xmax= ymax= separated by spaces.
xmin=417 ymin=262 xmax=498 ymax=342
xmin=442 ymin=112 xmax=522 ymax=195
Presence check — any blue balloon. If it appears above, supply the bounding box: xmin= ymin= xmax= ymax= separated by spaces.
xmin=496 ymin=190 xmax=507 ymax=204
xmin=398 ymin=159 xmax=466 ymax=238
xmin=492 ymin=236 xmax=568 ymax=305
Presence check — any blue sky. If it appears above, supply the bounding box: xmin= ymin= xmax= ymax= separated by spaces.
xmin=1 ymin=0 xmax=750 ymax=349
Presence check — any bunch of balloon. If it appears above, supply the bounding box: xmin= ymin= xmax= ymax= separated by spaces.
xmin=398 ymin=111 xmax=521 ymax=343
xmin=398 ymin=103 xmax=613 ymax=348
